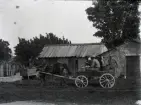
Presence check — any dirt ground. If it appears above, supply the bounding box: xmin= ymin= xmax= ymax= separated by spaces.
xmin=0 ymin=79 xmax=141 ymax=105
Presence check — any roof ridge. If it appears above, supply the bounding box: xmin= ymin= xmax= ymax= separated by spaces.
xmin=44 ymin=43 xmax=103 ymax=47
xmin=39 ymin=43 xmax=107 ymax=58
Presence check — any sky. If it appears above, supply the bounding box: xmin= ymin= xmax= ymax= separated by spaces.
xmin=0 ymin=0 xmax=141 ymax=55
xmin=0 ymin=0 xmax=101 ymax=55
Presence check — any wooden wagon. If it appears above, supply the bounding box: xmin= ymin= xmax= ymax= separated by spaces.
xmin=74 ymin=56 xmax=119 ymax=88
xmin=38 ymin=56 xmax=119 ymax=89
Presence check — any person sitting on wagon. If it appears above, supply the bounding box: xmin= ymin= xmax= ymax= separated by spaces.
xmin=90 ymin=56 xmax=100 ymax=71
xmin=85 ymin=56 xmax=92 ymax=67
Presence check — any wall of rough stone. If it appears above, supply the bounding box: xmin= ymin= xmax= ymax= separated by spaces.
xmin=100 ymin=41 xmax=140 ymax=79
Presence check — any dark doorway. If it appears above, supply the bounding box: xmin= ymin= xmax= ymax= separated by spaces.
xmin=75 ymin=59 xmax=78 ymax=71
xmin=126 ymin=56 xmax=140 ymax=79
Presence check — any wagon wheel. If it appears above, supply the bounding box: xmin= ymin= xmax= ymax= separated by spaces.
xmin=75 ymin=75 xmax=88 ymax=88
xmin=99 ymin=73 xmax=115 ymax=88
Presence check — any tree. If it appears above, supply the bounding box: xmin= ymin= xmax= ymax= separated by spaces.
xmin=0 ymin=39 xmax=12 ymax=60
xmin=14 ymin=33 xmax=71 ymax=66
xmin=86 ymin=0 xmax=140 ymax=49
xmin=14 ymin=38 xmax=32 ymax=65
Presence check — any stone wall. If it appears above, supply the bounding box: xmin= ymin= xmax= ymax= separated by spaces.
xmin=100 ymin=41 xmax=140 ymax=79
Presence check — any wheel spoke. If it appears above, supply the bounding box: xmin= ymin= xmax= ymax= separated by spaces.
xmin=102 ymin=76 xmax=107 ymax=80
xmin=100 ymin=79 xmax=107 ymax=83
xmin=108 ymin=82 xmax=111 ymax=88
xmin=106 ymin=83 xmax=109 ymax=88
xmin=109 ymin=80 xmax=114 ymax=86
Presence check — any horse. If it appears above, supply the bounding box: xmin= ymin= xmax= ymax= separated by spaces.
xmin=37 ymin=62 xmax=71 ymax=86
xmin=51 ymin=62 xmax=71 ymax=86
xmin=36 ymin=64 xmax=52 ymax=86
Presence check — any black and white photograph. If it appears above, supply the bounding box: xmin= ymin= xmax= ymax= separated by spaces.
xmin=0 ymin=0 xmax=141 ymax=105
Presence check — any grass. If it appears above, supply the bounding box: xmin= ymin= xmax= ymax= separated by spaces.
xmin=0 ymin=79 xmax=141 ymax=105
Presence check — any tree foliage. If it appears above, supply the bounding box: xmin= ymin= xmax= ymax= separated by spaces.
xmin=86 ymin=0 xmax=140 ymax=48
xmin=14 ymin=33 xmax=71 ymax=66
xmin=0 ymin=39 xmax=12 ymax=60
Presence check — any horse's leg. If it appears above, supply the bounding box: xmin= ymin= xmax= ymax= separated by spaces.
xmin=39 ymin=77 xmax=42 ymax=87
xmin=59 ymin=74 xmax=66 ymax=86
xmin=36 ymin=72 xmax=42 ymax=86
xmin=60 ymin=78 xmax=63 ymax=86
xmin=37 ymin=75 xmax=41 ymax=87
xmin=43 ymin=74 xmax=46 ymax=86
xmin=40 ymin=74 xmax=44 ymax=87
xmin=51 ymin=74 xmax=54 ymax=86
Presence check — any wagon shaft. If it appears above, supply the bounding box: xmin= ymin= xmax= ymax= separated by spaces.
xmin=39 ymin=71 xmax=75 ymax=80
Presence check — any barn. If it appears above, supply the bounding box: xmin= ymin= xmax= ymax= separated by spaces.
xmin=98 ymin=39 xmax=141 ymax=89
xmin=99 ymin=39 xmax=141 ymax=79
xmin=38 ymin=43 xmax=107 ymax=75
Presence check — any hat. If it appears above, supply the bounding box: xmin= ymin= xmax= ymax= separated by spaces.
xmin=88 ymin=57 xmax=91 ymax=61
